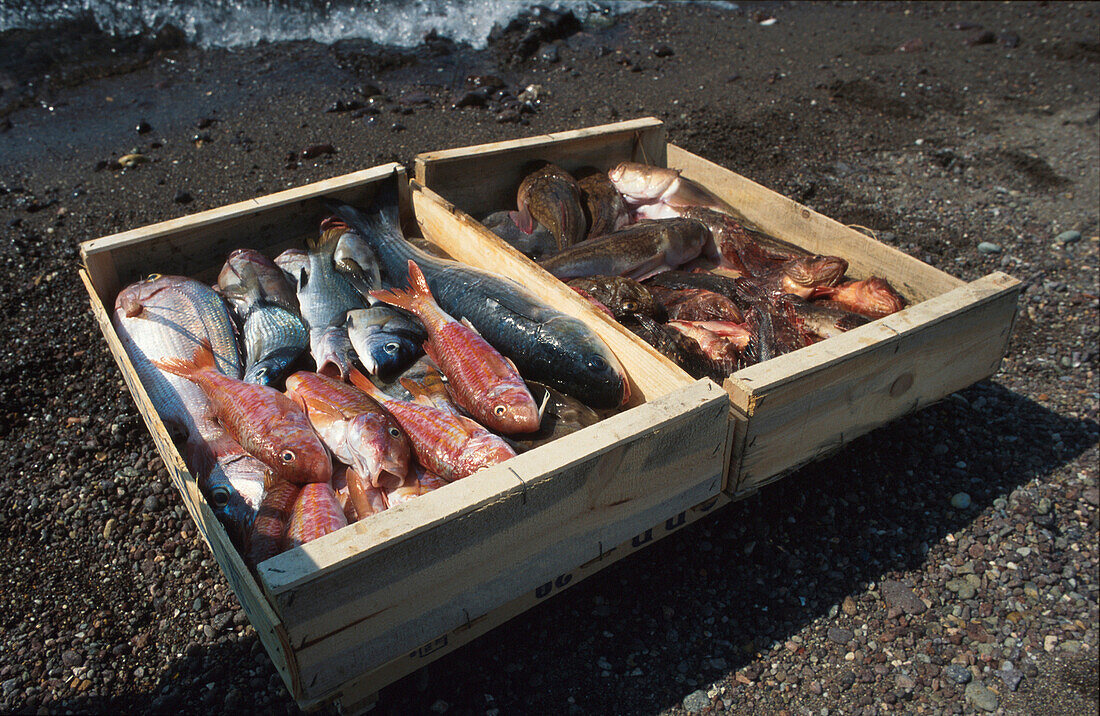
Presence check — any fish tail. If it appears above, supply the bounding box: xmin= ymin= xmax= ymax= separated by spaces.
xmin=348 ymin=367 xmax=386 ymax=402
xmin=369 ymin=260 xmax=432 ymax=314
xmin=152 ymin=338 xmax=216 ymax=379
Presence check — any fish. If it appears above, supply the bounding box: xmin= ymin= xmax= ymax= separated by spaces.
xmin=372 ymin=260 xmax=540 ymax=434
xmin=812 ymin=277 xmax=906 ymax=319
xmin=577 ymin=169 xmax=629 ymax=239
xmin=370 ymin=355 xmax=440 ymax=402
xmin=566 ymin=276 xmax=667 ymax=322
xmin=274 ymin=248 xmax=309 ymax=287
xmin=286 ymin=483 xmax=348 ymax=548
xmin=507 ymin=381 xmax=604 ymax=451
xmin=217 ymin=249 xmax=310 ymax=386
xmin=608 ymin=162 xmax=748 ymax=220
xmin=780 ymin=295 xmax=870 ymax=339
xmin=384 ymin=464 xmax=448 ymax=507
xmin=668 ymin=320 xmax=753 ymax=351
xmin=515 ymin=163 xmax=586 ymax=251
xmin=154 ymin=341 xmax=333 ymax=485
xmin=200 ymin=427 xmax=271 ymax=547
xmin=763 ymin=255 xmax=848 ymax=299
xmin=346 ymin=305 xmax=427 ymax=382
xmin=329 ymin=190 xmax=629 ymax=409
xmin=665 ymin=320 xmax=752 ymax=376
xmin=217 ymin=248 xmax=299 ymax=315
xmin=284 ymin=371 xmax=411 ymax=489
xmin=647 ymin=286 xmax=744 ymax=323
xmin=571 ymin=286 xmax=616 ymax=319
xmin=246 ymin=480 xmax=299 ymax=567
xmin=482 ymin=210 xmax=558 ymax=260
xmin=680 ymin=207 xmax=811 ymax=275
xmin=344 ymin=465 xmax=388 ymax=520
xmin=297 ymin=226 xmax=368 ymax=378
xmin=322 ymin=218 xmax=383 ymax=299
xmin=400 ymin=366 xmax=463 ymax=415
xmin=625 ymin=314 xmax=721 ymax=380
xmin=538 ymin=218 xmax=714 ymax=281
xmin=349 ymin=369 xmax=517 ymax=481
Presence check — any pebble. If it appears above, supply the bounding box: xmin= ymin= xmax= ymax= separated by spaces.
xmin=682 ymin=689 xmax=710 ymax=713
xmin=944 ymin=664 xmax=971 ymax=684
xmin=880 ymin=580 xmax=927 ymax=615
xmin=964 ymin=681 xmax=998 ymax=712
xmin=102 ymin=518 xmax=117 ymax=540
xmin=1055 ymin=230 xmax=1081 ymax=244
xmin=998 ymin=666 xmax=1023 ymax=692
xmin=977 ymin=241 xmax=1001 ymax=254
xmin=540 ymin=45 xmax=560 ymax=63
xmin=950 ymin=492 xmax=972 ymax=509
xmin=430 ymin=699 xmax=449 ymax=713
xmin=841 ymin=596 xmax=858 ymax=616
xmin=136 ymin=120 xmax=152 ymax=134
xmin=946 ymin=578 xmax=976 ymax=600
xmin=173 ymin=190 xmax=193 ymax=204
xmin=827 ymin=627 xmax=854 ymax=644
xmin=61 ymin=650 xmax=82 ymax=667
xmin=653 ymin=44 xmax=674 ymax=57
xmin=142 ymin=495 xmax=160 ymax=512
xmin=300 ymin=144 xmax=336 ymax=159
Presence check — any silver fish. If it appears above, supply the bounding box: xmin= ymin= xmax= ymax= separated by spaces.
xmin=346 ymin=305 xmax=427 ymax=382
xmin=217 ymin=248 xmax=299 ymax=315
xmin=297 ymin=227 xmax=368 ymax=378
xmin=323 ymin=218 xmax=383 ymax=298
xmin=274 ymin=248 xmax=309 ymax=288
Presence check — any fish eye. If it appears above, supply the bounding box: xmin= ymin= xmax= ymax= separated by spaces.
xmin=384 ymin=342 xmax=400 ymax=354
xmin=387 ymin=427 xmax=401 ymax=438
xmin=280 ymin=450 xmax=296 ymax=464
xmin=493 ymin=405 xmax=507 ymax=417
xmin=621 ymin=300 xmax=637 ymax=311
xmin=255 ymin=367 xmax=268 ymax=376
xmin=586 ymin=355 xmax=607 ymax=372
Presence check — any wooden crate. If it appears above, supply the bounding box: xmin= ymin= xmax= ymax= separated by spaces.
xmin=79 ymin=162 xmax=732 ymax=711
xmin=413 ymin=117 xmax=1023 ymax=496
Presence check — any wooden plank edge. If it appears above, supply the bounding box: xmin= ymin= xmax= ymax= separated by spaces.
xmin=304 ymin=490 xmax=736 ymax=713
xmin=666 ymin=143 xmax=965 ymax=300
xmin=725 ymin=272 xmax=1021 ymax=415
xmin=412 ymin=117 xmax=665 ymax=171
xmin=79 ymin=163 xmax=406 ymax=257
xmin=79 ymin=268 xmax=301 ymax=695
xmin=258 ymin=378 xmax=726 ymax=597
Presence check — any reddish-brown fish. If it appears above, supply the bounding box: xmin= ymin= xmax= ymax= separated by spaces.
xmin=648 ymin=286 xmax=744 ymax=323
xmin=155 ymin=342 xmax=332 ymax=485
xmin=812 ymin=277 xmax=906 ymax=318
xmin=372 ymin=260 xmax=540 ymax=434
xmin=285 ymin=371 xmax=410 ymax=490
xmin=286 ymin=483 xmax=348 ymax=548
xmin=246 ymin=480 xmax=300 ymax=567
xmin=516 ymin=163 xmax=586 ymax=250
xmin=349 ymin=369 xmax=517 ymax=482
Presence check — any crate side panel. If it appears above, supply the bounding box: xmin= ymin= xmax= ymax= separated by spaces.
xmin=730 ymin=273 xmax=1021 ymax=490
xmin=666 ymin=145 xmax=963 ymax=303
xmin=414 ymin=118 xmax=666 ymax=220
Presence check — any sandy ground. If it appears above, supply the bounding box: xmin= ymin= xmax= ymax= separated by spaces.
xmin=0 ymin=2 xmax=1097 ymax=714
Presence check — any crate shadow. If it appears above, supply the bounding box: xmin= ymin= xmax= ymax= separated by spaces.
xmin=46 ymin=380 xmax=1096 ymax=715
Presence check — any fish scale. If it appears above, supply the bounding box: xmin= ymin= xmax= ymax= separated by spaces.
xmin=287 ymin=483 xmax=348 ymax=548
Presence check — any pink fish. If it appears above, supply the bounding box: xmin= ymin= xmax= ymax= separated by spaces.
xmin=286 ymin=483 xmax=348 ymax=548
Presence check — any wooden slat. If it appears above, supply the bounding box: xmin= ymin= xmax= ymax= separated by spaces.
xmin=78 ymin=268 xmax=300 ymax=695
xmin=411 ymin=181 xmax=694 ymax=406
xmin=726 ymin=272 xmax=1021 ymax=491
xmin=321 ymin=491 xmax=734 ymax=714
xmin=666 ymin=145 xmax=964 ymax=303
xmin=413 ymin=117 xmax=666 ymax=220
xmin=80 ymin=164 xmax=407 ymax=300
xmin=259 ymin=379 xmax=729 ymax=702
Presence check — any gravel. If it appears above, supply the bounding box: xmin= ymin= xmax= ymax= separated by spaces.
xmin=0 ymin=2 xmax=1096 ymax=715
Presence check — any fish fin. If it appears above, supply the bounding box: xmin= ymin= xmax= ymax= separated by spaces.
xmin=369 ymin=286 xmax=417 ymax=313
xmin=297 ymin=266 xmax=309 ymax=290
xmin=421 ymin=340 xmax=440 ymax=367
xmin=398 ymin=377 xmax=436 ymax=408
xmin=537 ymin=388 xmax=551 ymax=422
xmin=119 ymin=294 xmax=144 ymax=318
xmin=510 ymin=209 xmax=534 ymax=234
xmin=152 ymin=339 xmax=215 ymax=379
xmin=458 ymin=416 xmax=485 ymax=434
xmin=348 ymin=367 xmax=385 ymax=401
xmin=459 ymin=317 xmax=483 ymax=337
xmin=406 ymin=260 xmax=433 ymax=300
xmin=810 ymin=285 xmax=838 ymax=299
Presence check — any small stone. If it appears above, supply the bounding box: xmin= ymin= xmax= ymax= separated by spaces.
xmin=102 ymin=518 xmax=117 ymax=540
xmin=202 ymin=624 xmax=216 ymax=639
xmin=946 ymin=578 xmax=976 ymax=600
xmin=192 ymin=598 xmax=203 ymax=612
xmin=196 ymin=117 xmax=217 ymax=129
xmin=964 ymin=681 xmax=998 ymax=711
xmin=999 ymin=667 xmax=1023 ymax=692
xmin=1 ymin=678 xmax=18 ymax=695
xmin=836 ymin=670 xmax=856 ymax=691
xmin=808 ymin=680 xmax=823 ymax=695
xmin=390 ymin=123 xmax=406 ymax=132
xmin=881 ymin=580 xmax=927 ymax=615
xmin=143 ymin=495 xmax=160 ymax=512
xmin=944 ymin=664 xmax=971 ymax=684
xmin=1036 ymin=497 xmax=1051 ymax=515
xmin=232 ymin=610 xmax=249 ymax=627
xmin=136 ymin=120 xmax=152 ymax=134
xmin=540 ymin=45 xmax=560 ymax=63
xmin=977 ymin=241 xmax=1001 ymax=255
xmin=965 ymin=30 xmax=996 ymax=47
xmin=682 ymin=689 xmax=710 ymax=713
xmin=61 ymin=650 xmax=82 ymax=667
xmin=174 ymin=190 xmax=193 ymax=204
xmin=1055 ymin=230 xmax=1081 ymax=244
xmin=430 ymin=699 xmax=449 ymax=713
xmin=896 ymin=674 xmax=916 ymax=690
xmin=300 ymin=144 xmax=335 ymax=159
xmin=828 ymin=627 xmax=854 ymax=644
xmin=841 ymin=596 xmax=858 ymax=616
xmin=653 ymin=44 xmax=674 ymax=57
xmin=999 ymin=32 xmax=1020 ymax=48
xmin=951 ymin=492 xmax=972 ymax=509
